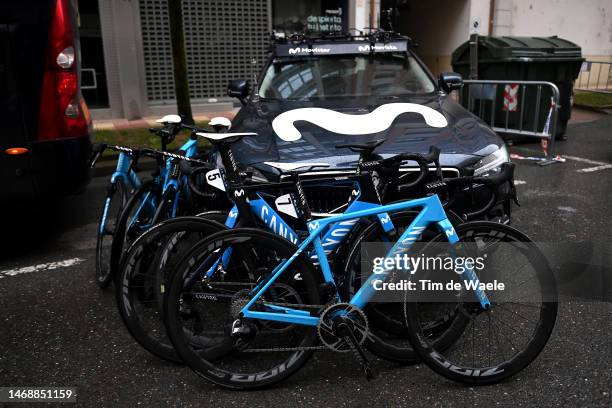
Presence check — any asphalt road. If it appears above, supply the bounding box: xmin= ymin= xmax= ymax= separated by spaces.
xmin=1 ymin=117 xmax=611 ymax=407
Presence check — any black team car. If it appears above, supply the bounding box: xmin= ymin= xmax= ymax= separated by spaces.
xmin=224 ymin=31 xmax=512 ymax=220
xmin=0 ymin=0 xmax=92 ymax=200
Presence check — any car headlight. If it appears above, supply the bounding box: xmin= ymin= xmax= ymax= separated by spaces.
xmin=473 ymin=145 xmax=509 ymax=176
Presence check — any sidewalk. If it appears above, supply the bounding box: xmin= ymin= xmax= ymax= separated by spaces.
xmin=569 ymin=106 xmax=611 ymax=124
xmin=93 ymin=109 xmax=238 ymax=131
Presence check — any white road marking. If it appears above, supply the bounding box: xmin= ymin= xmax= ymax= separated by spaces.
xmin=562 ymin=155 xmax=612 ymax=173
xmin=577 ymin=164 xmax=612 ymax=173
xmin=0 ymin=258 xmax=85 ymax=279
xmin=512 ymin=148 xmax=612 ymax=173
xmin=514 ymin=180 xmax=527 ymax=185
xmin=557 ymin=206 xmax=577 ymax=213
xmin=562 ymin=155 xmax=609 ymax=166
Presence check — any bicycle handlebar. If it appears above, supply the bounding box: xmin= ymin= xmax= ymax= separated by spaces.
xmin=147 ymin=122 xmax=206 ymax=147
xmin=90 ymin=143 xmax=135 ymax=168
xmin=187 ymin=166 xmax=217 ymax=199
xmin=138 ymin=147 xmax=211 ymax=167
xmin=425 ymin=162 xmax=517 ymax=219
xmin=386 ymin=146 xmax=442 ymax=191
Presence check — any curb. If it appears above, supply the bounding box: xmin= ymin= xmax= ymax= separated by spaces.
xmin=574 ymin=103 xmax=612 ymax=114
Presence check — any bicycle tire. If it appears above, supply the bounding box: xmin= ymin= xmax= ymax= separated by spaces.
xmin=116 ymin=214 xmax=228 ymax=363
xmin=95 ymin=178 xmax=128 ymax=289
xmin=110 ymin=180 xmax=159 ymax=285
xmin=403 ymin=221 xmax=557 ymax=385
xmin=164 ymin=228 xmax=322 ymax=389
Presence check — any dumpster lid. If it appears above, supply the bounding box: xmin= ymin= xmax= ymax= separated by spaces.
xmin=452 ymin=36 xmax=583 ymax=65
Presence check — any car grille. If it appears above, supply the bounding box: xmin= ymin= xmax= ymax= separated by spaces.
xmin=287 ymin=168 xmax=460 ymax=214
xmin=305 ymin=185 xmax=355 ymax=214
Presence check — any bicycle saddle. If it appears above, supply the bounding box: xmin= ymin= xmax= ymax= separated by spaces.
xmin=209 ymin=116 xmax=232 ymax=132
xmin=335 ymin=139 xmax=385 ymax=154
xmin=264 ymin=161 xmax=330 ymax=173
xmin=156 ymin=114 xmax=182 ymax=124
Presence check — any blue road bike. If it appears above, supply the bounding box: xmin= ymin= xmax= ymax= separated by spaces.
xmin=163 ymin=160 xmax=557 ymax=389
xmin=92 ymin=115 xmax=205 ymax=288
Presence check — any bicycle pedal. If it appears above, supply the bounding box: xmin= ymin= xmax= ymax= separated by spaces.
xmin=364 ymin=364 xmax=374 ymax=381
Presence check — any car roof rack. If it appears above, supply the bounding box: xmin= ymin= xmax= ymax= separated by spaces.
xmin=270 ymin=28 xmax=413 ymax=47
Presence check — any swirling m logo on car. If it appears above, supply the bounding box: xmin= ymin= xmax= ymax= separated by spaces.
xmin=272 ymin=103 xmax=448 ymax=142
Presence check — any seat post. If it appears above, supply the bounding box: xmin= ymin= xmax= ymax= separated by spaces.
xmin=217 ymin=144 xmax=241 ymax=182
xmin=292 ymin=173 xmax=312 ymax=222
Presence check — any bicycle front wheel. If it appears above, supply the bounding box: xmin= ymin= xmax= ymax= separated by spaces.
xmin=110 ymin=180 xmax=160 ymax=283
xmin=116 ymin=214 xmax=228 ymax=363
xmin=342 ymin=210 xmax=464 ymax=364
xmin=404 ymin=221 xmax=557 ymax=385
xmin=96 ymin=178 xmax=128 ymax=288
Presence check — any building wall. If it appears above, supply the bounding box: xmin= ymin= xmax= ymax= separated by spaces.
xmin=494 ymin=0 xmax=612 ymax=89
xmin=502 ymin=0 xmax=612 ymax=58
xmin=94 ymin=0 xmax=611 ymax=120
xmin=396 ymin=0 xmax=472 ymax=75
xmin=397 ymin=0 xmax=611 ymax=79
xmin=352 ymin=0 xmax=380 ymax=31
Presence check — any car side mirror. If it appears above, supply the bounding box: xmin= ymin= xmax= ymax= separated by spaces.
xmin=439 ymin=72 xmax=463 ymax=93
xmin=228 ymin=79 xmax=249 ymax=105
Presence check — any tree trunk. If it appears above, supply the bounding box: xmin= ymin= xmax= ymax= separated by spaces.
xmin=167 ymin=0 xmax=194 ymax=124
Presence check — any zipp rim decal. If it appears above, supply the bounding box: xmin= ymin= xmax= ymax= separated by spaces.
xmin=272 ymin=103 xmax=448 ymax=142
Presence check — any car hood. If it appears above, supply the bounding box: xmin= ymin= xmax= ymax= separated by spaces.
xmin=228 ymin=94 xmax=503 ymax=176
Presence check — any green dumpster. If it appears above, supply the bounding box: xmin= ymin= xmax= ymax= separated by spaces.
xmin=452 ymin=36 xmax=584 ymax=139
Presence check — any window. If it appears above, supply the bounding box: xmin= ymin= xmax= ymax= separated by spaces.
xmin=259 ymin=53 xmax=436 ymax=100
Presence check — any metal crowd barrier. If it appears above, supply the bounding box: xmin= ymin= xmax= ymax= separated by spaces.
xmin=459 ymin=79 xmax=561 ymax=166
xmin=575 ymin=61 xmax=612 ymax=93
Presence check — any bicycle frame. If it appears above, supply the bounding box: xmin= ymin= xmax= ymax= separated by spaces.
xmin=99 ymin=152 xmax=143 ymax=235
xmin=128 ymin=138 xmax=199 ymax=229
xmin=237 ymin=194 xmax=491 ymax=327
xmin=110 ymin=152 xmax=142 ymax=189
xmin=204 ymin=185 xmax=395 ymax=279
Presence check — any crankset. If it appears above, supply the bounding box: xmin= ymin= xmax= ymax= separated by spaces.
xmin=318 ymin=303 xmax=374 ymax=380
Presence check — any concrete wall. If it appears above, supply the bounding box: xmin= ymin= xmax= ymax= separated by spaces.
xmin=396 ymin=0 xmax=472 ymax=75
xmin=506 ymin=0 xmax=612 ymax=57
xmin=351 ymin=0 xmax=380 ymax=31
xmin=494 ymin=0 xmax=612 ymax=89
xmin=394 ymin=0 xmax=612 ymax=79
xmin=95 ymin=0 xmax=148 ymax=121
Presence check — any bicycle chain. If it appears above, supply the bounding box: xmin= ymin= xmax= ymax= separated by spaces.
xmin=203 ymin=282 xmax=373 ymax=354
xmin=232 ymin=297 xmax=338 ymax=353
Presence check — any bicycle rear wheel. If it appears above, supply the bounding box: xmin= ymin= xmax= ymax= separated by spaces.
xmin=116 ymin=213 xmax=227 ymax=363
xmin=96 ymin=178 xmax=128 ymax=288
xmin=404 ymin=221 xmax=557 ymax=385
xmin=164 ymin=228 xmax=321 ymax=389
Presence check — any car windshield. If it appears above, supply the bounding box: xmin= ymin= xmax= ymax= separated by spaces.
xmin=258 ymin=53 xmax=436 ymax=100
